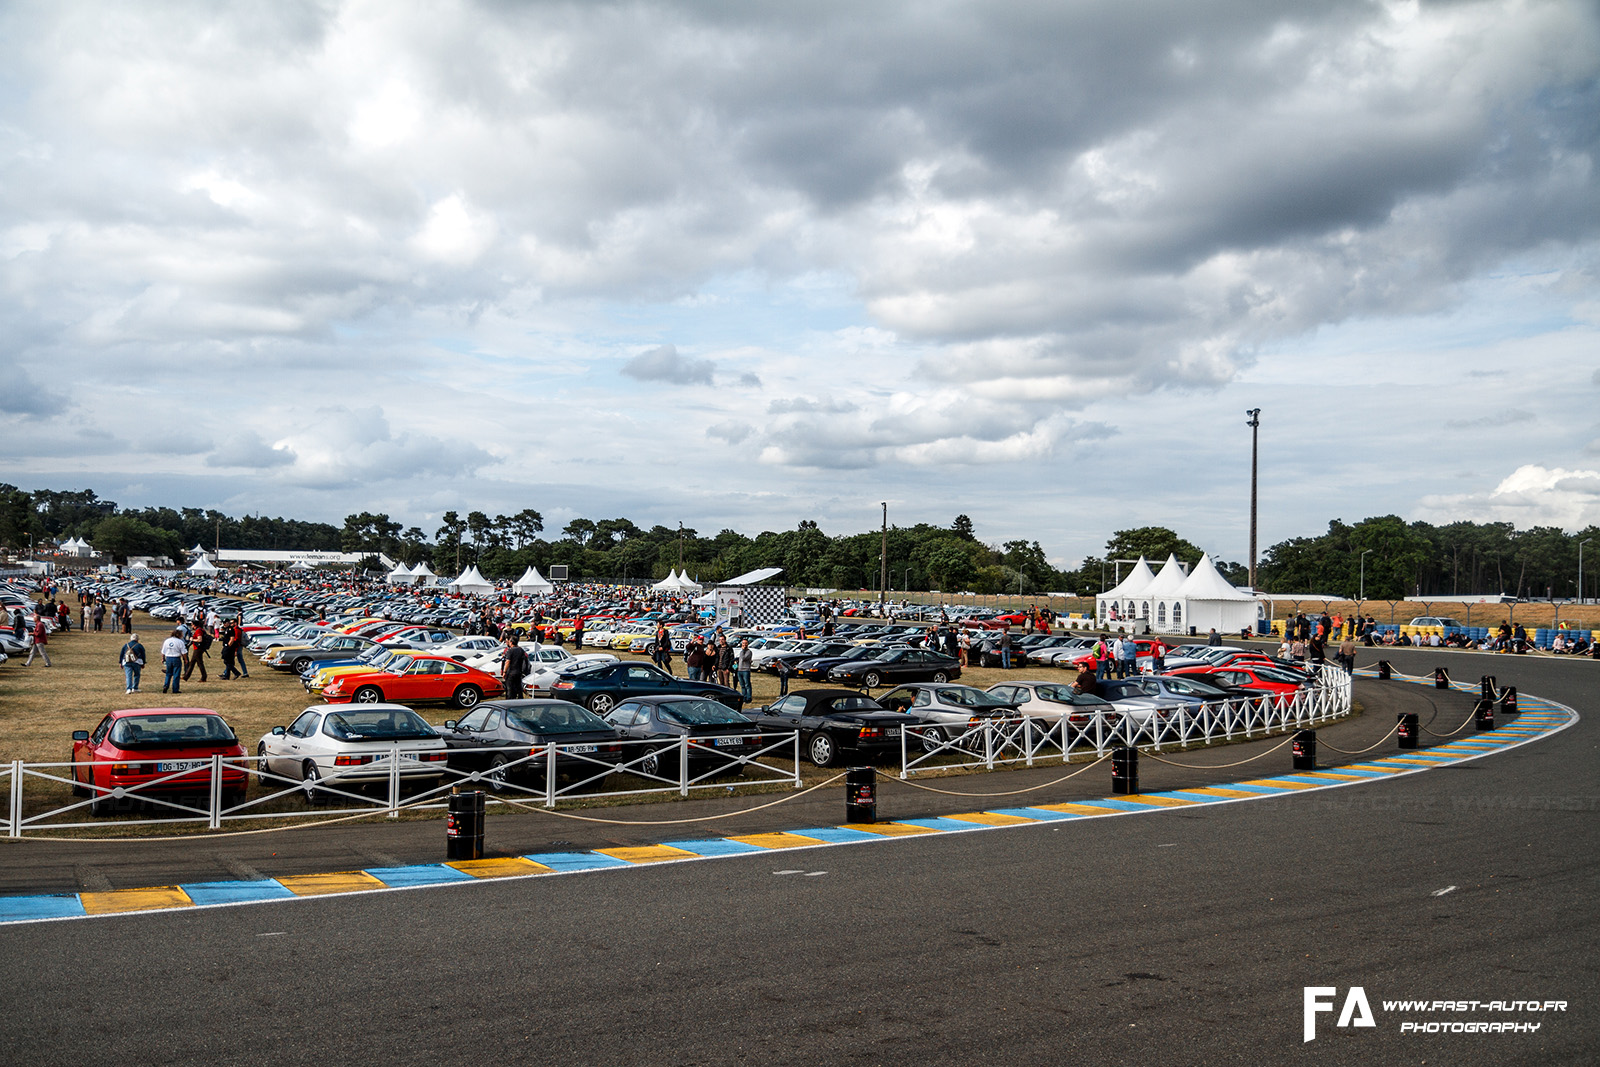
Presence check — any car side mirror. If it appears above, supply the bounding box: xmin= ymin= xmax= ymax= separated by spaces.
xmin=72 ymin=730 xmax=89 ymax=741
xmin=271 ymin=726 xmax=286 ymax=736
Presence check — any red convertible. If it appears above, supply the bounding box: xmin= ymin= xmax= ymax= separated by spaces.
xmin=319 ymin=654 xmax=504 ymax=708
xmin=71 ymin=708 xmax=248 ymax=815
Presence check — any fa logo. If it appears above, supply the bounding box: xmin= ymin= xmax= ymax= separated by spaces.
xmin=1304 ymin=986 xmax=1376 ymax=1042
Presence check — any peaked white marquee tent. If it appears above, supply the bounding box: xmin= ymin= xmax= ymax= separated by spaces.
xmin=1097 ymin=553 xmax=1262 ymax=635
xmin=513 ymin=566 xmax=554 ymax=594
xmin=386 ymin=562 xmax=417 ymax=585
xmin=448 ymin=565 xmax=494 ymax=595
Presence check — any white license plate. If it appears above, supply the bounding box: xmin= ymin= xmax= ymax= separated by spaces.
xmin=567 ymin=745 xmax=597 ymax=754
xmin=884 ymin=729 xmax=901 ymax=738
xmin=157 ymin=760 xmax=208 ymax=773
xmin=714 ymin=737 xmax=746 ymax=747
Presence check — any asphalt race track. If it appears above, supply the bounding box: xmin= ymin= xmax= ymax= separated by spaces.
xmin=1 ymin=645 xmax=1594 ymax=1066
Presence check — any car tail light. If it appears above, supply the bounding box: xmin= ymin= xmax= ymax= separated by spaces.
xmin=858 ymin=726 xmax=882 ymax=740
xmin=111 ymin=763 xmax=135 ymax=775
xmin=335 ymin=755 xmax=368 ymax=766
xmin=528 ymin=745 xmax=546 ymax=757
xmin=420 ymin=752 xmax=446 ymax=762
xmin=967 ymin=717 xmax=980 ymax=727
xmin=552 ymin=682 xmax=573 ymax=690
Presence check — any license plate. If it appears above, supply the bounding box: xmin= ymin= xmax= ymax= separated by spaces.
xmin=714 ymin=737 xmax=746 ymax=747
xmin=885 ymin=729 xmax=900 ymax=738
xmin=567 ymin=745 xmax=597 ymax=754
xmin=157 ymin=760 xmax=207 ymax=773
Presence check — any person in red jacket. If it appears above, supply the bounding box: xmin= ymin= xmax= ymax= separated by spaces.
xmin=25 ymin=613 xmax=51 ymax=666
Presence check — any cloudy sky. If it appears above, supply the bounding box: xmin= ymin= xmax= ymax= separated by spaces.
xmin=3 ymin=0 xmax=1598 ymax=565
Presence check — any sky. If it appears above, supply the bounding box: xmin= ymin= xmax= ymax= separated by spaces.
xmin=2 ymin=0 xmax=1598 ymax=567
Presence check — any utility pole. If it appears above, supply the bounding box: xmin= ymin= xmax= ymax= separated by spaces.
xmin=677 ymin=522 xmax=684 ymax=570
xmin=878 ymin=502 xmax=888 ymax=618
xmin=1246 ymin=408 xmax=1261 ymax=590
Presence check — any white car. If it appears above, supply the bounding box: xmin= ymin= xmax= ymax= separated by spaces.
xmin=430 ymin=635 xmax=504 ymax=659
xmin=983 ymin=680 xmax=1120 ymax=731
xmin=256 ymin=704 xmax=449 ymax=805
xmin=526 ymin=646 xmax=619 ymax=691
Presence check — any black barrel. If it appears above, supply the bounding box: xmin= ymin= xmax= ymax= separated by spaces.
xmin=1480 ymin=675 xmax=1497 ymax=701
xmin=1377 ymin=660 xmax=1393 ymax=680
xmin=1397 ymin=712 xmax=1419 ymax=750
xmin=845 ymin=766 xmax=877 ymax=824
xmin=1292 ymin=730 xmax=1317 ymax=771
xmin=1499 ymin=686 xmax=1518 ymax=717
xmin=1474 ymin=698 xmax=1496 ymax=731
xmin=1111 ymin=745 xmax=1138 ymax=795
xmin=1434 ymin=667 xmax=1449 ymax=690
xmin=447 ymin=788 xmax=485 ymax=861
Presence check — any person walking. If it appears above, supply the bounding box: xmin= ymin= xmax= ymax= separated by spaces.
xmin=160 ymin=629 xmax=186 ymax=693
xmin=91 ymin=600 xmax=105 ymax=632
xmin=735 ymin=638 xmax=754 ymax=703
xmin=998 ymin=627 xmax=1013 ymax=669
xmin=716 ymin=636 xmax=734 ymax=689
xmin=776 ymin=656 xmax=792 ymax=697
xmin=183 ymin=623 xmax=210 ymax=682
xmin=24 ymin=613 xmax=52 ymax=666
xmin=10 ymin=607 xmax=23 ymax=642
xmin=501 ymin=635 xmax=529 ymax=700
xmin=219 ymin=621 xmax=243 ymax=680
xmin=1119 ymin=635 xmax=1138 ymax=678
xmin=120 ymin=632 xmax=147 ymax=693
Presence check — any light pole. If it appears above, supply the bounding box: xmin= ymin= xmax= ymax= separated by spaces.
xmin=878 ymin=502 xmax=888 ymax=618
xmin=1246 ymin=408 xmax=1260 ymax=590
xmin=1359 ymin=548 xmax=1373 ymax=601
xmin=904 ymin=566 xmax=911 ymax=594
xmin=1581 ymin=538 xmax=1592 ymax=606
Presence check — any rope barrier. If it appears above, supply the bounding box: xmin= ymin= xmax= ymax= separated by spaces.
xmin=1140 ymin=735 xmax=1294 ymax=769
xmin=882 ymin=755 xmax=1109 ymax=797
xmin=473 ymin=772 xmax=848 ymax=825
xmin=1317 ymin=720 xmax=1402 ymax=756
xmin=1421 ymin=707 xmax=1480 ymax=739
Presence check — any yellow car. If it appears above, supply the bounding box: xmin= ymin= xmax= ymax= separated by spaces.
xmin=305 ymin=648 xmax=422 ymax=694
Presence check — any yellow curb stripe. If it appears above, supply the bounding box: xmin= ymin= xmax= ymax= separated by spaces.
xmin=447 ymin=857 xmax=550 ymax=878
xmin=1172 ymin=787 xmax=1262 ymax=798
xmin=944 ymin=812 xmax=1039 ymax=826
xmin=596 ymin=845 xmax=700 ymax=864
xmin=278 ymin=871 xmax=388 ymax=896
xmin=1294 ymin=771 xmax=1367 ymax=780
xmin=843 ymin=822 xmax=943 ymax=836
xmin=1114 ymin=795 xmax=1199 ymax=807
xmin=728 ymin=832 xmax=826 ymax=850
xmin=1240 ymin=778 xmax=1318 ymax=789
xmin=1366 ymin=759 xmax=1438 ymax=767
xmin=1032 ymin=802 xmax=1120 ymax=815
xmin=78 ymin=886 xmax=192 ymax=915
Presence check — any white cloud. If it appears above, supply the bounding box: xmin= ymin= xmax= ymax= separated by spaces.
xmin=1418 ymin=465 xmax=1600 ymax=530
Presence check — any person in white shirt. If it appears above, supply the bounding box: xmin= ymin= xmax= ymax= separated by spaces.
xmin=160 ymin=629 xmax=187 ymax=694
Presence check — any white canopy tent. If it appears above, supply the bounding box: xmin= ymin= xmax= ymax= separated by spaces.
xmin=187 ymin=555 xmax=220 ymax=574
xmin=513 ymin=566 xmax=554 ymax=594
xmin=448 ymin=565 xmax=494 ymax=595
xmin=410 ymin=561 xmax=438 ymax=587
xmin=651 ymin=569 xmax=682 ymax=591
xmin=386 ymin=562 xmax=417 ymax=585
xmin=1169 ymin=554 xmax=1262 ymax=636
xmin=1096 ymin=557 xmax=1156 ymax=626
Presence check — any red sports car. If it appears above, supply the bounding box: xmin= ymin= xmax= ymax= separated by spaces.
xmin=319 ymin=654 xmax=504 ymax=708
xmin=1165 ymin=664 xmax=1306 ymax=696
xmin=71 ymin=708 xmax=249 ymax=815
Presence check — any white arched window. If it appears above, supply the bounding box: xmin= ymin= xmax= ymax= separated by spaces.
xmin=1173 ymin=602 xmax=1183 ymax=629
xmin=1157 ymin=603 xmax=1167 ymax=625
xmin=1141 ymin=602 xmax=1150 ymax=619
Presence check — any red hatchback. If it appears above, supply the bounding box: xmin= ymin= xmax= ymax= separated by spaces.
xmin=71 ymin=708 xmax=248 ymax=815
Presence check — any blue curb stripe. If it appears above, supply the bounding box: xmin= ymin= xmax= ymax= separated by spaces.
xmin=180 ymin=880 xmax=298 ymax=905
xmin=788 ymin=826 xmax=887 ymax=843
xmin=1001 ymin=807 xmax=1086 ymax=821
xmin=367 ymin=865 xmax=476 ymax=888
xmin=896 ymin=817 xmax=986 ymax=832
xmin=522 ymin=852 xmax=631 ymax=873
xmin=1067 ymin=798 xmax=1167 ymax=811
xmin=0 ymin=894 xmax=87 ymax=921
xmin=661 ymin=838 xmax=768 ymax=857
xmin=1148 ymin=791 xmax=1228 ymax=803
xmin=1209 ymin=781 xmax=1297 ymax=793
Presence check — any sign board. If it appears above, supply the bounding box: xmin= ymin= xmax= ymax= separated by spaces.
xmin=548 ymin=565 xmax=569 ymax=581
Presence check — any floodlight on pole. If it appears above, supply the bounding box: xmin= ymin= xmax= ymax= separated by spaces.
xmin=879 ymin=502 xmax=888 ymax=617
xmin=1359 ymin=548 xmax=1374 ymax=601
xmin=1246 ymin=409 xmax=1261 ymax=589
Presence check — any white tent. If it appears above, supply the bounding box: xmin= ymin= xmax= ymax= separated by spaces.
xmin=513 ymin=566 xmax=554 ymax=594
xmin=1167 ymin=554 xmax=1261 ymax=636
xmin=289 ymin=560 xmax=313 ymax=570
xmin=187 ymin=543 xmax=209 ymax=557
xmin=187 ymin=555 xmax=220 ymax=574
xmin=410 ymin=561 xmax=438 ymax=587
xmin=1096 ymin=557 xmax=1155 ymax=626
xmin=386 ymin=562 xmax=417 ymax=585
xmin=449 ymin=565 xmax=494 ymax=595
xmin=652 ymin=569 xmax=684 ymax=592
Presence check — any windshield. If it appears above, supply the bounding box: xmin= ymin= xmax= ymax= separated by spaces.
xmin=938 ymin=687 xmax=1013 ymax=708
xmin=658 ymin=700 xmax=748 ymax=726
xmin=322 ymin=709 xmax=438 ymax=741
xmin=506 ymin=704 xmax=611 ymax=734
xmin=827 ymin=696 xmax=881 ymax=712
xmin=1163 ymin=678 xmax=1227 ymax=697
xmin=109 ymin=714 xmax=237 ymax=746
xmin=1029 ymin=684 xmax=1078 ymax=703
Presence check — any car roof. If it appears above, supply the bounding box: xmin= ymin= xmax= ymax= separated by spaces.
xmin=108 ymin=706 xmax=223 ymax=718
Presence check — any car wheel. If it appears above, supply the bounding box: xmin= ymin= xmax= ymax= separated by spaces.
xmin=862 ymin=671 xmax=882 ymax=689
xmin=71 ymin=766 xmax=89 ymax=798
xmin=290 ymin=656 xmax=311 ymax=673
xmin=90 ymin=791 xmax=112 ymax=817
xmin=453 ymin=685 xmax=482 ymax=709
xmin=486 ymin=754 xmax=512 ymax=793
xmin=588 ymin=693 xmax=616 ymax=715
xmin=353 ymin=685 xmax=382 ymax=703
xmin=919 ymin=726 xmax=945 ymax=754
xmin=639 ymin=747 xmax=662 ymax=778
xmin=807 ymin=732 xmax=837 ymax=768
xmin=302 ymin=761 xmax=328 ymax=806
xmin=931 ymin=671 xmax=948 ymax=683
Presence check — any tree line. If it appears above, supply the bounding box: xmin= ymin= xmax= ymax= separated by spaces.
xmin=5 ymin=483 xmax=1597 ymax=600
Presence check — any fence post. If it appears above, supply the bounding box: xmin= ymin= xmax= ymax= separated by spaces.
xmin=388 ymin=744 xmax=400 ymax=818
xmin=546 ymin=743 xmax=558 ymax=807
xmin=1023 ymin=717 xmax=1034 ymax=767
xmin=679 ymin=736 xmax=689 ymax=797
xmin=8 ymin=760 xmax=21 ymax=839
xmin=984 ymin=720 xmax=994 ymax=770
xmin=209 ymin=754 xmax=223 ymax=830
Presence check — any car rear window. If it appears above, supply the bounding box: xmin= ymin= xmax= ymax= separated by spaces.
xmin=323 ymin=710 xmax=438 ymax=741
xmin=658 ymin=700 xmax=747 ymax=725
xmin=507 ymin=704 xmax=611 ymax=734
xmin=109 ymin=715 xmax=236 ymax=746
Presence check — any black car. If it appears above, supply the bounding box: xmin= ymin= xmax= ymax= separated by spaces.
xmin=437 ymin=699 xmax=624 ymax=792
xmin=550 ymin=661 xmax=745 ymax=714
xmin=760 ymin=640 xmax=856 ymax=675
xmin=745 ymin=688 xmax=914 ymax=767
xmin=827 ymin=647 xmax=962 ymax=689
xmin=794 ymin=644 xmax=890 ymax=681
xmin=601 ymin=695 xmax=765 ymax=778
